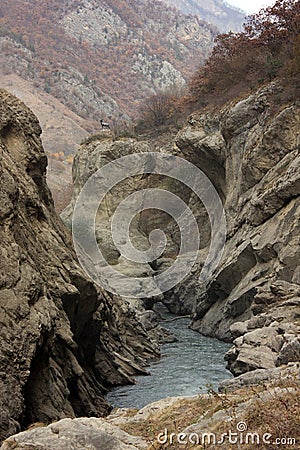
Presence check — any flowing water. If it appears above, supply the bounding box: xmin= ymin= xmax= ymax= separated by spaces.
xmin=106 ymin=307 xmax=233 ymax=409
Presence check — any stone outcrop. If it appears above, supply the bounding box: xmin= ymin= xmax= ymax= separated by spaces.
xmin=61 ymin=82 xmax=300 ymax=378
xmin=61 ymin=132 xmax=187 ymax=300
xmin=171 ymin=82 xmax=300 ymax=375
xmin=1 ymin=418 xmax=149 ymax=450
xmin=219 ymin=362 xmax=300 ymax=392
xmin=0 ymin=90 xmax=159 ymax=442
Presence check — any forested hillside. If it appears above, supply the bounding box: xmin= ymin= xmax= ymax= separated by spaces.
xmin=141 ymin=0 xmax=300 ymax=130
xmin=0 ymin=0 xmax=217 ymax=139
xmin=189 ymin=0 xmax=300 ymax=106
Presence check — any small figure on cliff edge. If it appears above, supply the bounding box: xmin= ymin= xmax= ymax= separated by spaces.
xmin=100 ymin=119 xmax=111 ymax=130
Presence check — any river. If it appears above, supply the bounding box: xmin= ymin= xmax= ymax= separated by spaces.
xmin=106 ymin=306 xmax=233 ymax=409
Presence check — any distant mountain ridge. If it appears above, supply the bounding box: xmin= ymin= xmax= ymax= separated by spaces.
xmin=161 ymin=0 xmax=246 ymax=32
xmin=0 ymin=0 xmax=244 ymax=154
xmin=0 ymin=1 xmax=215 ymax=120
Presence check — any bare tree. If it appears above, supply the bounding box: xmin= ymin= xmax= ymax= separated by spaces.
xmin=139 ymin=91 xmax=173 ymax=127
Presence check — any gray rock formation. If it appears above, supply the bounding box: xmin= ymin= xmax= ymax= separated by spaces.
xmin=61 ymin=133 xmax=188 ymax=300
xmin=61 ymin=82 xmax=300 ymax=378
xmin=172 ymin=82 xmax=300 ymax=375
xmin=219 ymin=362 xmax=300 ymax=392
xmin=0 ymin=418 xmax=149 ymax=450
xmin=0 ymin=90 xmax=159 ymax=442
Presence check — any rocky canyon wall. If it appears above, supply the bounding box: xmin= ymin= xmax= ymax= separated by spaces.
xmin=174 ymin=82 xmax=300 ymax=375
xmin=61 ymin=81 xmax=300 ymax=379
xmin=0 ymin=90 xmax=159 ymax=441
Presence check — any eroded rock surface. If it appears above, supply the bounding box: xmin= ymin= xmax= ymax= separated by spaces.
xmin=61 ymin=82 xmax=300 ymax=377
xmin=172 ymin=82 xmax=300 ymax=375
xmin=0 ymin=90 xmax=159 ymax=441
xmin=61 ymin=132 xmax=191 ymax=302
xmin=1 ymin=418 xmax=149 ymax=450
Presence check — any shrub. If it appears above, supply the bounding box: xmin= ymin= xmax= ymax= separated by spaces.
xmin=136 ymin=86 xmax=188 ymax=133
xmin=189 ymin=0 xmax=300 ymax=106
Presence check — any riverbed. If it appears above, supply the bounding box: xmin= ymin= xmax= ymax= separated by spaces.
xmin=106 ymin=308 xmax=233 ymax=409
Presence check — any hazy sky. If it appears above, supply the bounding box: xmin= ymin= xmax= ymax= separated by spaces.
xmin=227 ymin=0 xmax=276 ymax=14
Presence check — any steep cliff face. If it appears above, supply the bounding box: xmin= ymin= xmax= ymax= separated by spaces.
xmin=174 ymin=82 xmax=300 ymax=375
xmin=61 ymin=131 xmax=196 ymax=302
xmin=61 ymin=82 xmax=300 ymax=378
xmin=0 ymin=90 xmax=159 ymax=441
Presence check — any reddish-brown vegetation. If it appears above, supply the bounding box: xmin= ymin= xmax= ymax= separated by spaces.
xmin=188 ymin=0 xmax=300 ymax=107
xmin=0 ymin=0 xmax=216 ymax=121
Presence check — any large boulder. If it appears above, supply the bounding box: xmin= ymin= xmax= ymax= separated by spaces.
xmin=0 ymin=418 xmax=148 ymax=450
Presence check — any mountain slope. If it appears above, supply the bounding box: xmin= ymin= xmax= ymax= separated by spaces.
xmin=0 ymin=0 xmax=217 ymax=127
xmin=0 ymin=73 xmax=93 ymax=154
xmin=162 ymin=0 xmax=245 ymax=32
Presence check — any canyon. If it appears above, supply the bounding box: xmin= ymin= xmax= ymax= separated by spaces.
xmin=0 ymin=78 xmax=299 ymax=447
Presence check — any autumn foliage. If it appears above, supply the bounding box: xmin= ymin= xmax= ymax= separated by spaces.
xmin=0 ymin=0 xmax=216 ymax=122
xmin=189 ymin=0 xmax=300 ymax=106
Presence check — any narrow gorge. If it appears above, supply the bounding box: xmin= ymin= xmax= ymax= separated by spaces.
xmin=0 ymin=78 xmax=299 ymax=449
xmin=62 ymin=80 xmax=300 ymax=378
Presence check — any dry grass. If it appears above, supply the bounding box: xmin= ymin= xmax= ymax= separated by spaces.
xmin=119 ymin=394 xmax=240 ymax=449
xmin=243 ymin=383 xmax=300 ymax=449
xmin=80 ymin=132 xmax=112 ymax=145
xmin=116 ymin=378 xmax=300 ymax=450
